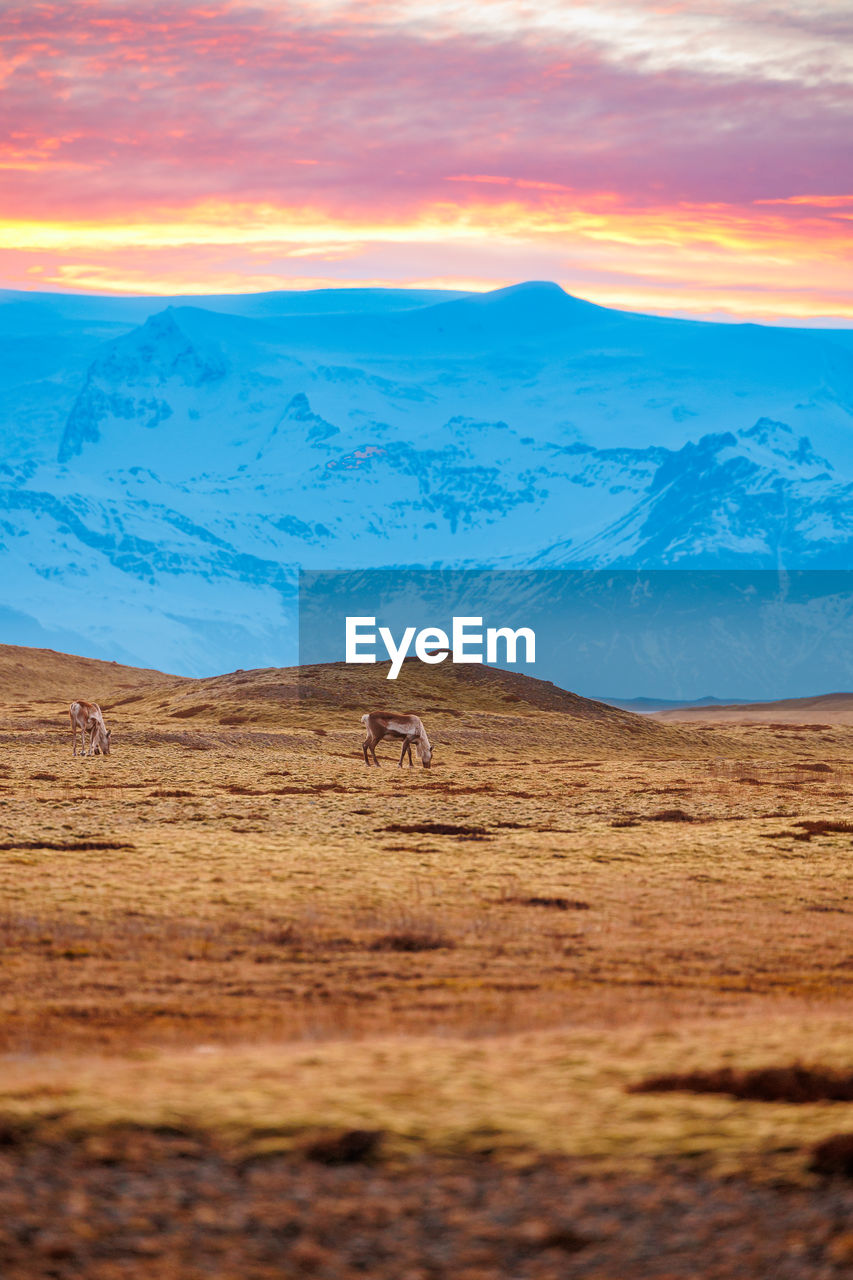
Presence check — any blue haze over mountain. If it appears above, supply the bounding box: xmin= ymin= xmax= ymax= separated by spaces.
xmin=3 ymin=281 xmax=853 ymax=685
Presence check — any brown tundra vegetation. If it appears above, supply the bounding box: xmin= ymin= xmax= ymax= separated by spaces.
xmin=1 ymin=642 xmax=853 ymax=1278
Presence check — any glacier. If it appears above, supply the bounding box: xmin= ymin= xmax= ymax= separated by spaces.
xmin=2 ymin=280 xmax=853 ymax=678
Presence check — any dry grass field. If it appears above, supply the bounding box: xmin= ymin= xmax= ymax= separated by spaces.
xmin=2 ymin=643 xmax=853 ymax=1277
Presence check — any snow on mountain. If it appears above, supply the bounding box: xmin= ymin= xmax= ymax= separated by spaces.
xmin=538 ymin=418 xmax=853 ymax=569
xmin=2 ymin=282 xmax=853 ymax=674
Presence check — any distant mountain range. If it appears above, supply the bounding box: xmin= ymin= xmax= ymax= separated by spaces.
xmin=596 ymin=695 xmax=774 ymax=714
xmin=648 ymin=692 xmax=853 ymax=725
xmin=2 ymin=281 xmax=853 ymax=677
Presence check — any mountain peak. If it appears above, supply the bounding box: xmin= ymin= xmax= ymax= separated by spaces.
xmin=408 ymin=279 xmax=608 ymax=348
xmin=494 ymin=280 xmax=567 ymax=298
xmin=56 ymin=307 xmax=227 ymax=463
xmin=472 ymin=280 xmax=601 ymax=310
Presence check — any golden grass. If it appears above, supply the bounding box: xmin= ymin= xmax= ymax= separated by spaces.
xmin=2 ymin=648 xmax=853 ymax=1178
xmin=4 ymin=1017 xmax=853 ymax=1180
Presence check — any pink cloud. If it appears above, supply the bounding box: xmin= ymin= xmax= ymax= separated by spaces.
xmin=0 ymin=0 xmax=850 ymax=221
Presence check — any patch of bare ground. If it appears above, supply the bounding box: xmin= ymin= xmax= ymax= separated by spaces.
xmin=631 ymin=1066 xmax=853 ymax=1104
xmin=385 ymin=821 xmax=491 ymax=839
xmin=812 ymin=1134 xmax=853 ymax=1178
xmin=0 ymin=839 xmax=135 ymax=852
xmin=760 ymin=819 xmax=853 ymax=844
xmin=508 ymin=896 xmax=590 ymax=911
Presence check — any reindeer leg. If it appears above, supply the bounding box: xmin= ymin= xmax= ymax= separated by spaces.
xmin=406 ymin=739 xmax=414 ymax=768
xmin=363 ymin=737 xmax=371 ymax=766
xmin=371 ymin=741 xmax=380 ymax=766
xmin=72 ymin=716 xmax=77 ymax=757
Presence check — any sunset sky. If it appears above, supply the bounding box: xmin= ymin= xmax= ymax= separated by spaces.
xmin=2 ymin=0 xmax=851 ymax=321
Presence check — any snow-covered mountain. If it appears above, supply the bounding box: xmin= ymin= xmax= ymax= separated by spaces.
xmin=2 ymin=281 xmax=853 ymax=675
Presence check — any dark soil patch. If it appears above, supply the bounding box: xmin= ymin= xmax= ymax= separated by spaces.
xmin=795 ymin=820 xmax=853 ymax=839
xmin=631 ymin=1065 xmax=853 ymax=1104
xmin=222 ymin=782 xmax=349 ymax=797
xmin=645 ymin=810 xmax=697 ymax=823
xmin=0 ymin=839 xmax=134 ymax=852
xmin=761 ymin=820 xmax=853 ymax=844
xmin=369 ymin=931 xmax=454 ymax=952
xmin=419 ymin=783 xmax=498 ymax=795
xmin=384 ymin=822 xmax=490 ymax=839
xmin=811 ymin=1133 xmax=853 ymax=1178
xmin=271 ymin=783 xmax=349 ymax=795
xmin=512 ymin=896 xmax=590 ymax=911
xmin=300 ymin=1129 xmax=384 ymax=1165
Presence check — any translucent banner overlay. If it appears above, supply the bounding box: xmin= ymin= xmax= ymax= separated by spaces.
xmin=298 ymin=569 xmax=853 ymax=701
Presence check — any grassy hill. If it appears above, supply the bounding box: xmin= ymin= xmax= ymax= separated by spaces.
xmin=0 ymin=642 xmax=181 ymax=703
xmin=2 ymin=643 xmax=723 ymax=759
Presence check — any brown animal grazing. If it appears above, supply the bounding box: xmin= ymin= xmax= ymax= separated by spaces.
xmin=361 ymin=712 xmax=433 ymax=768
xmin=70 ymin=700 xmax=111 ymax=757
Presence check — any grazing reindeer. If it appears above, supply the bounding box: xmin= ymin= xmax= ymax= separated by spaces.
xmin=361 ymin=712 xmax=433 ymax=768
xmin=70 ymin=700 xmax=111 ymax=757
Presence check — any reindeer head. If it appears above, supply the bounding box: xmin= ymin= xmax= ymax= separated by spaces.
xmin=89 ymin=719 xmax=111 ymax=755
xmin=420 ymin=741 xmax=433 ymax=768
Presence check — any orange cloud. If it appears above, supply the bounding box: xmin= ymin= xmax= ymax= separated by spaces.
xmin=1 ymin=192 xmax=850 ymax=321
